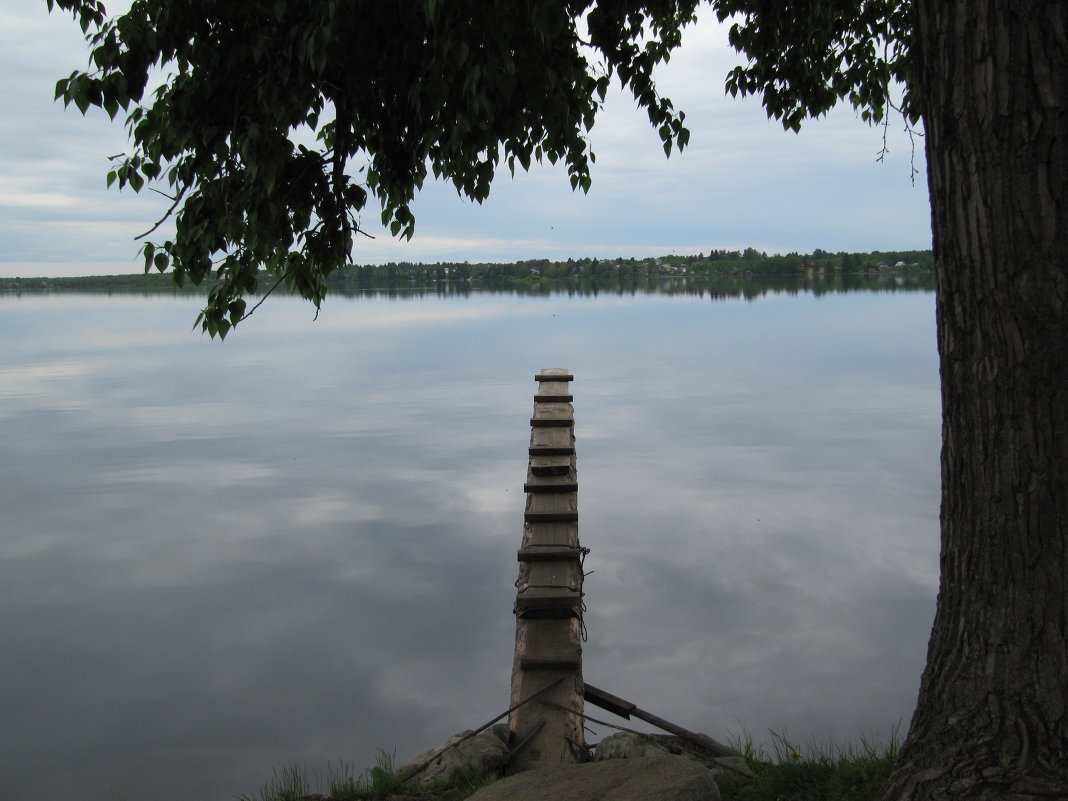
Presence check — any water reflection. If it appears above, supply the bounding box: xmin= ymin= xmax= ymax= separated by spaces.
xmin=0 ymin=285 xmax=939 ymax=801
xmin=317 ymin=270 xmax=934 ymax=300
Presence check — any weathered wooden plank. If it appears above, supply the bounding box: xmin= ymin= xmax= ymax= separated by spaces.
xmin=534 ymin=392 xmax=574 ymax=403
xmin=515 ymin=586 xmax=582 ymax=610
xmin=581 ymin=683 xmax=738 ymax=758
xmin=524 ymin=560 xmax=582 ymax=592
xmin=526 ymin=460 xmax=575 ymax=485
xmin=517 ymin=619 xmax=582 ymax=665
xmin=534 ymin=379 xmax=574 ymax=400
xmin=520 ymin=657 xmax=581 ymax=671
xmin=528 ymin=446 xmax=573 ymax=457
xmin=518 ymin=546 xmax=584 ymax=562
xmin=526 ymin=491 xmax=577 ymax=513
xmin=529 ymin=447 xmax=573 ymax=458
xmin=529 ymin=426 xmax=573 ymax=455
xmin=532 ymin=401 xmax=573 ymax=418
xmin=516 ymin=607 xmax=580 ymax=620
xmin=530 ymin=455 xmax=572 ymax=476
xmin=582 ymin=683 xmax=637 ymax=719
xmin=534 ymin=369 xmax=574 ymax=382
xmin=522 ymin=521 xmax=579 ymax=549
xmin=509 ymin=665 xmax=584 ymax=768
xmin=525 ymin=511 xmax=579 ymax=523
xmin=530 ymin=403 xmax=574 ymax=427
xmin=519 ymin=558 xmax=582 ymax=590
xmin=524 ymin=481 xmax=578 ymax=494
xmin=525 ymin=491 xmax=578 ymax=523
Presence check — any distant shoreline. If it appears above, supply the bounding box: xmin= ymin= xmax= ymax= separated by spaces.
xmin=0 ymin=248 xmax=933 ymax=296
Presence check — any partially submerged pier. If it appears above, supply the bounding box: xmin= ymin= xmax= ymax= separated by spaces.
xmin=508 ymin=368 xmax=585 ymax=772
xmin=506 ymin=368 xmax=736 ymax=773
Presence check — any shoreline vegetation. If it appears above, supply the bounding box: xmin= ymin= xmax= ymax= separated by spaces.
xmin=0 ymin=248 xmax=932 ymax=297
xmin=239 ymin=731 xmax=900 ymax=801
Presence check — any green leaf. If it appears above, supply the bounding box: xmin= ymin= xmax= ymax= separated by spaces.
xmin=228 ymin=298 xmax=246 ymax=325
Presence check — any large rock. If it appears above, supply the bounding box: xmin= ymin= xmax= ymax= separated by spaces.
xmin=593 ymin=732 xmax=755 ymax=781
xmin=396 ymin=727 xmax=510 ymax=786
xmin=465 ymin=756 xmax=720 ymax=801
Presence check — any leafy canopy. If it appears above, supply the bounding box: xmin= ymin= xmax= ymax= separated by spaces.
xmin=50 ymin=0 xmax=911 ymax=337
xmin=714 ymin=1 xmax=917 ymax=131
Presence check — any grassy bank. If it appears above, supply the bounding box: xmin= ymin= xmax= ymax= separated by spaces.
xmin=718 ymin=731 xmax=898 ymax=801
xmin=236 ymin=751 xmax=497 ymax=801
xmin=238 ymin=731 xmax=898 ymax=801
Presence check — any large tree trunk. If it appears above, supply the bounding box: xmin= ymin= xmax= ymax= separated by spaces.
xmin=879 ymin=2 xmax=1067 ymax=799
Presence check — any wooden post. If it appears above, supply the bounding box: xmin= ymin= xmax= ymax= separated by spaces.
xmin=508 ymin=369 xmax=586 ymax=772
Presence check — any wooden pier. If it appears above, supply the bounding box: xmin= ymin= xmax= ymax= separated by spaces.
xmin=504 ymin=369 xmax=738 ymax=775
xmin=508 ymin=368 xmax=586 ymax=772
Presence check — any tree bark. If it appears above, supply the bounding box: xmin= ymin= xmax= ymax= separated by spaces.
xmin=879 ymin=2 xmax=1067 ymax=799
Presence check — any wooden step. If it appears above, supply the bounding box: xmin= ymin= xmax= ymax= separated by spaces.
xmin=534 ymin=392 xmax=574 ymax=403
xmin=519 ymin=656 xmax=581 ymax=671
xmin=531 ymin=403 xmax=574 ymax=427
xmin=534 ymin=370 xmax=574 ymax=382
xmin=516 ymin=619 xmax=581 ymax=668
xmin=525 ymin=492 xmax=577 ymax=523
xmin=518 ymin=546 xmax=585 ymax=563
xmin=524 ymin=480 xmax=578 ymax=493
xmin=525 ymin=510 xmax=579 ymax=523
xmin=515 ymin=586 xmax=582 ymax=611
xmin=529 ymin=426 xmax=573 ymax=456
xmin=530 ymin=454 xmax=572 ymax=476
xmin=521 ymin=520 xmax=579 ymax=549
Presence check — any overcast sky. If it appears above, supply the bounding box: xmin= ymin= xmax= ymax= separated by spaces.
xmin=1 ymin=3 xmax=933 ymax=277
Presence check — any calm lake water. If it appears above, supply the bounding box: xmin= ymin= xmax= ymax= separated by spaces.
xmin=0 ymin=283 xmax=941 ymax=800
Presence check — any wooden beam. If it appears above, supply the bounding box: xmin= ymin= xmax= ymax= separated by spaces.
xmin=521 ymin=521 xmax=578 ymax=549
xmin=582 ymin=683 xmax=636 ymax=719
xmin=524 ymin=481 xmax=579 ymax=494
xmin=582 ymin=683 xmax=737 ymax=758
xmin=531 ymin=403 xmax=574 ymax=427
xmin=517 ymin=547 xmax=584 ymax=563
xmin=530 ymin=455 xmax=572 ymax=476
xmin=529 ymin=426 xmax=574 ymax=456
xmin=515 ymin=587 xmax=582 ymax=611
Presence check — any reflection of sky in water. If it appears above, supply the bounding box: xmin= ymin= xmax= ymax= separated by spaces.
xmin=0 ymin=289 xmax=940 ymax=800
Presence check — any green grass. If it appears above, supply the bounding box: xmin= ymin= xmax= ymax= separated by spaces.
xmin=717 ymin=730 xmax=900 ymax=801
xmin=236 ymin=749 xmax=496 ymax=801
xmin=235 ymin=763 xmax=313 ymax=801
xmin=238 ymin=730 xmax=898 ymax=801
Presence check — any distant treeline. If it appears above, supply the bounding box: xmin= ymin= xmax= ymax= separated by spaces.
xmin=1 ymin=248 xmax=933 ymax=295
